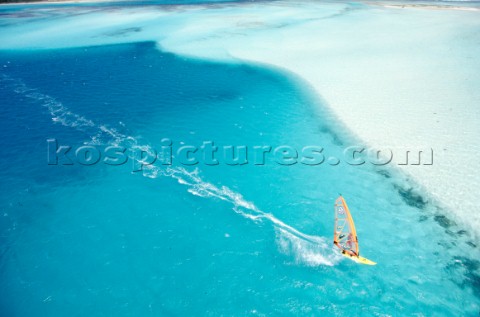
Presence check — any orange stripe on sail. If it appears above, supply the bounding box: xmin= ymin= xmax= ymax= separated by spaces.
xmin=340 ymin=196 xmax=359 ymax=255
xmin=333 ymin=196 xmax=359 ymax=256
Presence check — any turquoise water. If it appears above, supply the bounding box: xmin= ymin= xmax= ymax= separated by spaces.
xmin=1 ymin=41 xmax=479 ymax=315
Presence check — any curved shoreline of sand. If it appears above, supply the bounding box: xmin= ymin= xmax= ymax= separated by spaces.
xmin=154 ymin=0 xmax=480 ymax=239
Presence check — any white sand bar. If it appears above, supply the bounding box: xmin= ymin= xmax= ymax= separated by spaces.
xmin=157 ymin=1 xmax=480 ymax=239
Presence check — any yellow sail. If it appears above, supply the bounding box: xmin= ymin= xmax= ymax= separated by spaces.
xmin=333 ymin=196 xmax=376 ymax=265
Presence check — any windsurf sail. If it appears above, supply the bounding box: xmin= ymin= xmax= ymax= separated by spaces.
xmin=333 ymin=196 xmax=359 ymax=256
xmin=333 ymin=196 xmax=376 ymax=265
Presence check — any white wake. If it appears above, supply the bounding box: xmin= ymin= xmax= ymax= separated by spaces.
xmin=2 ymin=74 xmax=340 ymax=266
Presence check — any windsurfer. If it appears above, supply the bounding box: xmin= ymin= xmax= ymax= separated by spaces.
xmin=345 ymin=233 xmax=354 ymax=249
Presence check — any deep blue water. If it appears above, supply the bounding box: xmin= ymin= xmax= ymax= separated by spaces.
xmin=0 ymin=42 xmax=479 ymax=316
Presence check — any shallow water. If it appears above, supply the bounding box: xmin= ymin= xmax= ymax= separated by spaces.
xmin=0 ymin=40 xmax=479 ymax=316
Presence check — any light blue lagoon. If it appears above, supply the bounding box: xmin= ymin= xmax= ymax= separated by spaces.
xmin=0 ymin=3 xmax=479 ymax=316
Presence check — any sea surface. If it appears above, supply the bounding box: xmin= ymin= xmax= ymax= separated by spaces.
xmin=0 ymin=2 xmax=480 ymax=316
